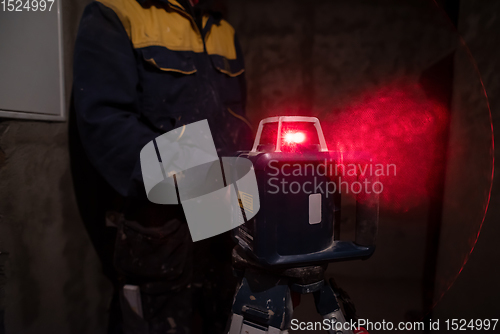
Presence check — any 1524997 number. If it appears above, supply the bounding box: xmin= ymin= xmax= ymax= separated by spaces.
xmin=445 ymin=319 xmax=498 ymax=331
xmin=1 ymin=0 xmax=55 ymax=11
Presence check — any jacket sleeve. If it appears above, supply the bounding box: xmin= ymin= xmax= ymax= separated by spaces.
xmin=73 ymin=2 xmax=164 ymax=199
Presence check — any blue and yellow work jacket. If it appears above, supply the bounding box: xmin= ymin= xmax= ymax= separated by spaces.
xmin=73 ymin=0 xmax=252 ymax=199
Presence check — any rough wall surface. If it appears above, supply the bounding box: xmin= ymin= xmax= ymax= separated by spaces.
xmin=434 ymin=0 xmax=500 ymax=322
xmin=228 ymin=0 xmax=456 ymax=122
xmin=0 ymin=1 xmax=111 ymax=333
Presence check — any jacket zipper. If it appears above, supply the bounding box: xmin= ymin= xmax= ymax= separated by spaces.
xmin=166 ymin=1 xmax=252 ymax=135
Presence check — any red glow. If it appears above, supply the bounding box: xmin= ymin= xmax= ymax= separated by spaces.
xmin=284 ymin=132 xmax=306 ymax=144
xmin=323 ymin=83 xmax=449 ymax=211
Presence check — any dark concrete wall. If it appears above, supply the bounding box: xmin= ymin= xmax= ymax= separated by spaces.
xmin=0 ymin=1 xmax=111 ymax=333
xmin=434 ymin=0 xmax=500 ymax=322
xmin=227 ymin=0 xmax=499 ymax=332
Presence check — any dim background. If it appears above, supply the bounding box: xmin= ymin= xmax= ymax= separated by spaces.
xmin=0 ymin=0 xmax=499 ymax=333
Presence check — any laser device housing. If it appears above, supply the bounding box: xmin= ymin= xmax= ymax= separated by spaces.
xmin=234 ymin=116 xmax=378 ymax=268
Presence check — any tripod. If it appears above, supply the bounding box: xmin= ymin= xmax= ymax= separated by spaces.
xmin=227 ymin=247 xmax=358 ymax=334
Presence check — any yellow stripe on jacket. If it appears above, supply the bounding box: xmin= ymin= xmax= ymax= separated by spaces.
xmin=97 ymin=0 xmax=237 ymax=59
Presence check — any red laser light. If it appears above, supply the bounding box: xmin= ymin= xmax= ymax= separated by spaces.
xmin=322 ymin=83 xmax=449 ymax=211
xmin=284 ymin=132 xmax=306 ymax=144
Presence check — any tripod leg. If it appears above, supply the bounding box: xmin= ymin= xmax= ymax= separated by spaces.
xmin=313 ymin=281 xmax=354 ymax=334
xmin=228 ymin=270 xmax=293 ymax=334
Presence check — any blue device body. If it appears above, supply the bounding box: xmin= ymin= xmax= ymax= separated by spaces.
xmin=233 ymin=150 xmax=377 ymax=268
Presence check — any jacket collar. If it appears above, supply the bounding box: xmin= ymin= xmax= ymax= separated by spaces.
xmin=135 ymin=0 xmax=222 ymax=31
xmin=135 ymin=0 xmax=187 ymax=12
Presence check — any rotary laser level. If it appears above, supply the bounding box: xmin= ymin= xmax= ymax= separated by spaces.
xmin=227 ymin=116 xmax=379 ymax=334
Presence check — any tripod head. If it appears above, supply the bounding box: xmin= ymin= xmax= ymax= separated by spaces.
xmin=233 ymin=116 xmax=379 ymax=268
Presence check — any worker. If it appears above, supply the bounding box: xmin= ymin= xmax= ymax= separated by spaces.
xmin=71 ymin=0 xmax=252 ymax=333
